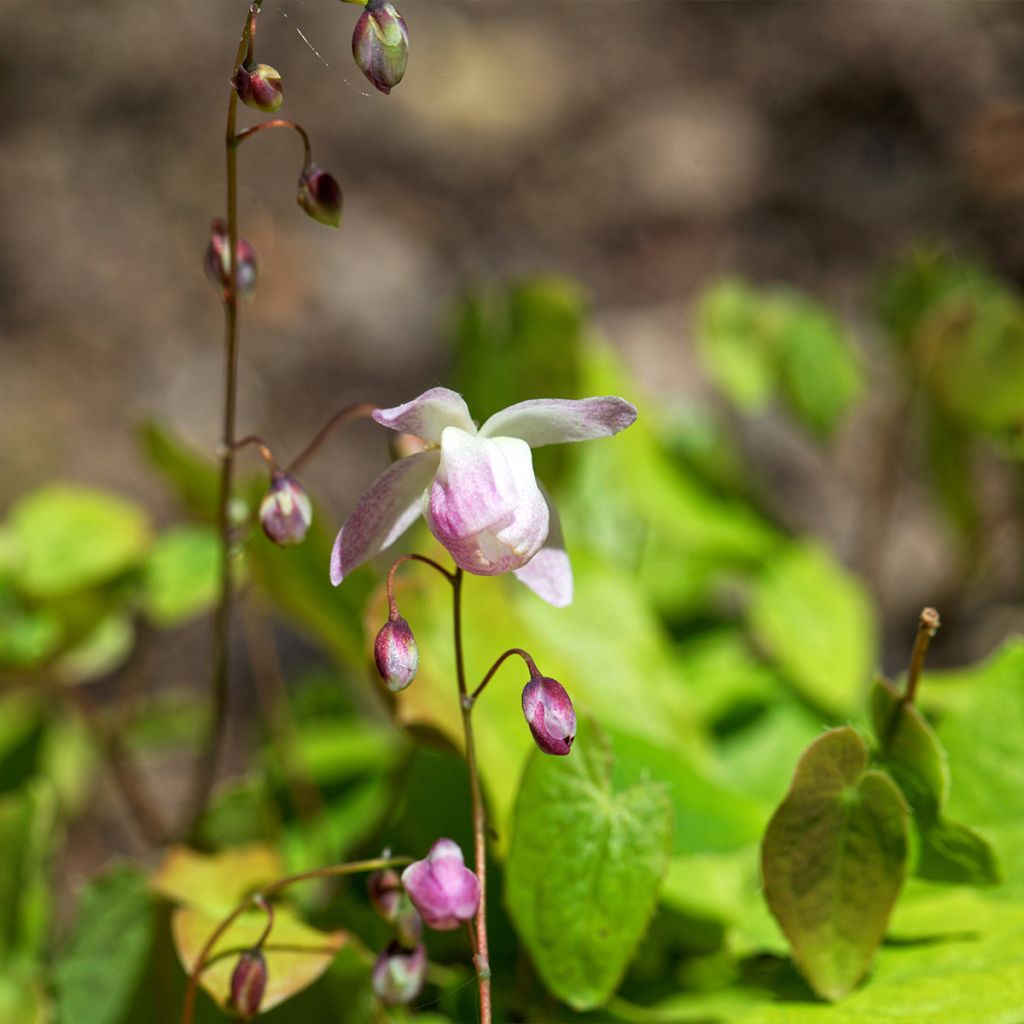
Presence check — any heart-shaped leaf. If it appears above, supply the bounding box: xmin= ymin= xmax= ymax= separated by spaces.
xmin=151 ymin=844 xmax=282 ymax=916
xmin=506 ymin=719 xmax=672 ymax=1010
xmin=917 ymin=819 xmax=1002 ymax=886
xmin=762 ymin=727 xmax=908 ymax=1000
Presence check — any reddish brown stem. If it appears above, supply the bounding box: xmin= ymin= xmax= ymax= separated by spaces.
xmin=904 ymin=606 xmax=940 ymax=705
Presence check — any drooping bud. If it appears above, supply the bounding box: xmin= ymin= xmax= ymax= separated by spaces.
xmin=204 ymin=218 xmax=258 ymax=302
xmin=259 ymin=472 xmax=313 ymax=546
xmin=352 ymin=0 xmax=409 ymax=95
xmin=372 ymin=941 xmax=427 ymax=1005
xmin=368 ymin=867 xmax=403 ymax=922
xmin=521 ymin=676 xmax=576 ymax=756
xmin=229 ymin=949 xmax=267 ymax=1021
xmin=401 ymin=838 xmax=480 ymax=931
xmin=394 ymin=902 xmax=423 ymax=949
xmin=231 ymin=63 xmax=284 ymax=113
xmin=374 ymin=614 xmax=418 ymax=692
xmin=297 ymin=165 xmax=343 ymax=228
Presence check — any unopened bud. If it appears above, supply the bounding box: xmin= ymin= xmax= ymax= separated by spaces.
xmin=374 ymin=614 xmax=418 ymax=692
xmin=368 ymin=867 xmax=403 ymax=922
xmin=352 ymin=0 xmax=409 ymax=95
xmin=204 ymin=218 xmax=258 ymax=301
xmin=401 ymin=838 xmax=480 ymax=931
xmin=259 ymin=472 xmax=313 ymax=546
xmin=394 ymin=902 xmax=423 ymax=949
xmin=297 ymin=165 xmax=343 ymax=228
xmin=372 ymin=941 xmax=427 ymax=1005
xmin=522 ymin=676 xmax=576 ymax=756
xmin=229 ymin=949 xmax=267 ymax=1021
xmin=232 ymin=63 xmax=284 ymax=113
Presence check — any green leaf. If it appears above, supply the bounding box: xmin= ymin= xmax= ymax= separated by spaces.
xmin=139 ymin=421 xmax=219 ymax=518
xmin=53 ymin=867 xmax=153 ymax=1024
xmin=506 ymin=719 xmax=672 ymax=1010
xmin=52 ymin=612 xmax=134 ymax=685
xmin=761 ymin=727 xmax=909 ymax=1000
xmin=748 ymin=542 xmax=875 ymax=716
xmin=143 ymin=525 xmax=220 ymax=627
xmin=151 ymin=844 xmax=283 ymax=917
xmin=7 ymin=485 xmax=151 ymax=599
xmin=870 ymin=677 xmax=948 ymax=826
xmin=916 ymin=819 xmax=1002 ymax=886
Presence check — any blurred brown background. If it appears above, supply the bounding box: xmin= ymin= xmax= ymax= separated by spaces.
xmin=3 ymin=0 xmax=1024 ymax=657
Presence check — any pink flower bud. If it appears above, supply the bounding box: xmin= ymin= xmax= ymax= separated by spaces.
xmin=368 ymin=867 xmax=403 ymax=922
xmin=204 ymin=218 xmax=258 ymax=302
xmin=401 ymin=838 xmax=480 ymax=931
xmin=297 ymin=165 xmax=343 ymax=228
xmin=229 ymin=949 xmax=267 ymax=1021
xmin=231 ymin=63 xmax=284 ymax=113
xmin=522 ymin=676 xmax=576 ymax=756
xmin=372 ymin=941 xmax=427 ymax=1005
xmin=352 ymin=0 xmax=409 ymax=95
xmin=374 ymin=615 xmax=418 ymax=692
xmin=259 ymin=473 xmax=313 ymax=546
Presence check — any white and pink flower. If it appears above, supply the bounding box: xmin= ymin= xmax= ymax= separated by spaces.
xmin=329 ymin=388 xmax=636 ymax=607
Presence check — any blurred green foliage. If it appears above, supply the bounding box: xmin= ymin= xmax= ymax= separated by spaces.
xmin=1 ymin=252 xmax=1023 ymax=1022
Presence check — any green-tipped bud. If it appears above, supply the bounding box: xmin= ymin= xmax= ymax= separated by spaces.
xmin=204 ymin=218 xmax=258 ymax=302
xmin=352 ymin=0 xmax=408 ymax=95
xmin=297 ymin=165 xmax=343 ymax=228
xmin=232 ymin=63 xmax=284 ymax=113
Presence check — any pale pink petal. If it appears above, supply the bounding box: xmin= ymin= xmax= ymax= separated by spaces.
xmin=330 ymin=450 xmax=440 ymax=585
xmin=514 ymin=489 xmax=572 ymax=607
xmin=372 ymin=388 xmax=475 ymax=443
xmin=425 ymin=432 xmax=548 ymax=576
xmin=478 ymin=396 xmax=637 ymax=447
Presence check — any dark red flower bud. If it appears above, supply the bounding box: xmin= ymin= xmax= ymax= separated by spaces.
xmin=374 ymin=614 xmax=418 ymax=692
xmin=368 ymin=867 xmax=403 ymax=922
xmin=259 ymin=473 xmax=312 ymax=546
xmin=352 ymin=0 xmax=409 ymax=95
xmin=232 ymin=63 xmax=284 ymax=113
xmin=229 ymin=949 xmax=267 ymax=1021
xmin=372 ymin=941 xmax=427 ymax=1005
xmin=521 ymin=676 xmax=576 ymax=755
xmin=204 ymin=218 xmax=258 ymax=302
xmin=297 ymin=165 xmax=343 ymax=228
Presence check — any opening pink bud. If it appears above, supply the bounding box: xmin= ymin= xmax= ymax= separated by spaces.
xmin=352 ymin=0 xmax=409 ymax=95
xmin=259 ymin=473 xmax=313 ymax=546
xmin=372 ymin=941 xmax=427 ymax=1005
xmin=204 ymin=218 xmax=258 ymax=302
xmin=522 ymin=676 xmax=576 ymax=756
xmin=401 ymin=838 xmax=480 ymax=930
xmin=232 ymin=63 xmax=284 ymax=113
xmin=229 ymin=949 xmax=267 ymax=1021
xmin=297 ymin=165 xmax=343 ymax=228
xmin=374 ymin=614 xmax=418 ymax=692
xmin=368 ymin=867 xmax=403 ymax=922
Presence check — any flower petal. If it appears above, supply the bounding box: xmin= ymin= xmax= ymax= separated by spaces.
xmin=330 ymin=450 xmax=440 ymax=585
xmin=372 ymin=388 xmax=475 ymax=443
xmin=425 ymin=432 xmax=548 ymax=576
xmin=478 ymin=396 xmax=637 ymax=447
xmin=514 ymin=488 xmax=573 ymax=606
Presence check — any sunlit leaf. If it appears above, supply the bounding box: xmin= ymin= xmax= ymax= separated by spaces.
xmin=7 ymin=485 xmax=151 ymax=599
xmin=52 ymin=612 xmax=134 ymax=685
xmin=53 ymin=867 xmax=153 ymax=1024
xmin=171 ymin=903 xmax=345 ymax=1016
xmin=506 ymin=719 xmax=672 ymax=1010
xmin=749 ymin=542 xmax=875 ymax=716
xmin=762 ymin=727 xmax=908 ymax=1000
xmin=143 ymin=525 xmax=220 ymax=627
xmin=151 ymin=844 xmax=283 ymax=917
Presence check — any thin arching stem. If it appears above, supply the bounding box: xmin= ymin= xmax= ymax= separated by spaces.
xmin=235 ymin=118 xmax=312 ymax=166
xmin=287 ymin=402 xmax=377 ymax=474
xmin=452 ymin=568 xmax=492 ymax=1024
xmin=228 ymin=434 xmax=278 ymax=473
xmin=469 ymin=648 xmax=539 ymax=705
xmin=180 ymin=857 xmax=410 ymax=1024
xmin=385 ymin=553 xmax=456 ymax=614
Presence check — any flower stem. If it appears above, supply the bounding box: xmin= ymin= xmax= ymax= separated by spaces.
xmin=183 ymin=0 xmax=264 ymax=839
xmin=287 ymin=401 xmax=377 ymax=474
xmin=452 ymin=568 xmax=492 ymax=1024
xmin=904 ymin=606 xmax=940 ymax=705
xmin=234 ymin=118 xmax=313 ymax=165
xmin=180 ymin=856 xmax=410 ymax=1024
xmin=468 ymin=647 xmax=539 ymax=705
